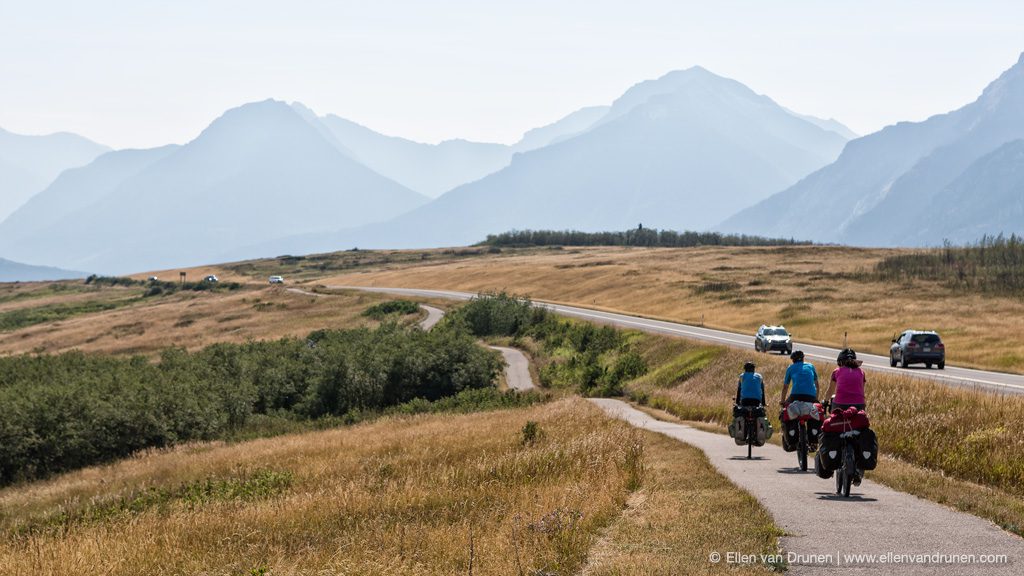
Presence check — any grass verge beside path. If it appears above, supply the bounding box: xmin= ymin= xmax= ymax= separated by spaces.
xmin=1 ymin=400 xmax=641 ymax=575
xmin=583 ymin=428 xmax=782 ymax=575
xmin=0 ymin=398 xmax=783 ymax=575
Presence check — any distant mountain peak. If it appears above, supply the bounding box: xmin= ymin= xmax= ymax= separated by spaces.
xmin=188 ymin=98 xmax=327 ymax=153
xmin=977 ymin=52 xmax=1024 ymax=106
xmin=600 ymin=66 xmax=765 ymax=125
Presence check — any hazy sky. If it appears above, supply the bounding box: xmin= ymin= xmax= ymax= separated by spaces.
xmin=2 ymin=0 xmax=1022 ymax=149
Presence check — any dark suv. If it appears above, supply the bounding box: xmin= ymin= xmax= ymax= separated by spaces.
xmin=890 ymin=330 xmax=945 ymax=369
xmin=755 ymin=325 xmax=792 ymax=354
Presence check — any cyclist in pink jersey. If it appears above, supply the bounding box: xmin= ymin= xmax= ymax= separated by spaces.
xmin=823 ymin=348 xmax=866 ymax=410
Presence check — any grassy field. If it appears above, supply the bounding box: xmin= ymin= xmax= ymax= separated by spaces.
xmin=0 ymin=398 xmax=779 ymax=575
xmin=9 ymin=243 xmax=1023 ymax=371
xmin=3 ymin=242 xmax=1023 ymax=571
xmin=300 ymin=244 xmax=1024 ymax=373
xmin=0 ymin=286 xmax=433 ymax=356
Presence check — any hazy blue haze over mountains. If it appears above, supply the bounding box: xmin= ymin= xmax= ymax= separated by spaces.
xmin=721 ymin=52 xmax=1024 ymax=246
xmin=306 ymin=103 xmax=611 ymax=197
xmin=0 ymin=146 xmax=179 ymax=243
xmin=0 ymin=98 xmax=613 ymax=275
xmin=0 ymin=128 xmax=109 ymax=220
xmin=0 ymin=101 xmax=427 ymax=274
xmin=1 ymin=66 xmax=858 ymax=276
xmin=242 ymin=66 xmax=850 ymax=256
xmin=5 ymin=57 xmax=1021 ymax=277
xmin=0 ymin=258 xmax=86 ymax=282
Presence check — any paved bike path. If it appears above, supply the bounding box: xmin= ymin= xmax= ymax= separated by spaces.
xmin=590 ymin=398 xmax=1024 ymax=575
xmin=488 ymin=346 xmax=535 ymax=391
xmin=418 ymin=304 xmax=444 ymax=330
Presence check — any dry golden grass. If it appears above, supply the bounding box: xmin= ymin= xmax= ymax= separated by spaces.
xmin=315 ymin=245 xmax=1024 ymax=373
xmin=582 ymin=430 xmax=780 ymax=575
xmin=0 ymin=399 xmax=648 ymax=575
xmin=127 ymin=263 xmax=252 ymax=284
xmin=0 ymin=287 xmax=429 ymax=356
xmin=0 ymin=282 xmax=135 ymax=314
xmin=0 ymin=398 xmax=788 ymax=576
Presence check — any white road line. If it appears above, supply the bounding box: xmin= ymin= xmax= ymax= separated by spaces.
xmin=334 ymin=286 xmax=1024 ymax=395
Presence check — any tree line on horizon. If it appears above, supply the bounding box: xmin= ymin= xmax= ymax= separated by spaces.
xmin=479 ymin=228 xmax=811 ymax=248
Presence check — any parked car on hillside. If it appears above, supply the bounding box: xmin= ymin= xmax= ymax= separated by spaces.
xmin=754 ymin=325 xmax=792 ymax=354
xmin=269 ymin=275 xmax=285 ymax=284
xmin=890 ymin=330 xmax=945 ymax=369
xmin=203 ymin=274 xmax=219 ymax=283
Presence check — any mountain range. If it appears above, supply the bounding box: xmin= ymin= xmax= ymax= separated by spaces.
xmin=0 ymin=128 xmax=109 ymax=221
xmin=721 ymin=52 xmax=1024 ymax=246
xmin=234 ymin=66 xmax=852 ymax=256
xmin=0 ymin=67 xmax=853 ymax=274
xmin=0 ymin=101 xmax=428 ymax=274
xmin=0 ymin=257 xmax=87 ymax=282
xmin=6 ymin=54 xmax=1023 ymax=277
xmin=306 ymin=104 xmax=610 ymax=198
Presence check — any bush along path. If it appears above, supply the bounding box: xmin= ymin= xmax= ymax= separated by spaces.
xmin=410 ymin=296 xmax=535 ymax=390
xmin=590 ymin=399 xmax=1024 ymax=575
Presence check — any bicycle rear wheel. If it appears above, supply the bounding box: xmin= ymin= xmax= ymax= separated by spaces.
xmin=797 ymin=424 xmax=808 ymax=471
xmin=842 ymin=445 xmax=855 ymax=497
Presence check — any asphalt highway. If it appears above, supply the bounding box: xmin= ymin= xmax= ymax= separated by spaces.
xmin=334 ymin=286 xmax=1024 ymax=396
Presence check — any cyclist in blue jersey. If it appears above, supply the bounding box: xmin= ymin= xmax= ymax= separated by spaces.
xmin=735 ymin=361 xmax=765 ymax=407
xmin=779 ymin=350 xmax=818 ymax=406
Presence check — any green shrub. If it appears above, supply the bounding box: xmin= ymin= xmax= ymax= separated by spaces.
xmin=446 ymin=291 xmax=547 ymax=337
xmin=521 ymin=420 xmax=544 ymax=445
xmin=362 ymin=300 xmax=421 ymax=319
xmin=0 ymin=322 xmax=501 ymax=486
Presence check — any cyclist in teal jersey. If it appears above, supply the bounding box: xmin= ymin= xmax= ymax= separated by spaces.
xmin=779 ymin=350 xmax=818 ymax=406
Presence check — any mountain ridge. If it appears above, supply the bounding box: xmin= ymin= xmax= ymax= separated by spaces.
xmin=0 ymin=100 xmax=427 ymax=274
xmin=719 ymin=51 xmax=1024 ymax=246
xmin=231 ymin=66 xmax=849 ymax=257
xmin=0 ymin=127 xmax=109 ymax=220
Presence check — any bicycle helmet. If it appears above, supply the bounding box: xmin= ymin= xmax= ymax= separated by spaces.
xmin=789 ymin=350 xmax=804 ymax=361
xmin=743 ymin=361 xmax=756 ymax=372
xmin=837 ymin=348 xmax=857 ymax=366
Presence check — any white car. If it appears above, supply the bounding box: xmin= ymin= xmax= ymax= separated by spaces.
xmin=204 ymin=275 xmax=219 ymax=283
xmin=269 ymin=276 xmax=285 ymax=284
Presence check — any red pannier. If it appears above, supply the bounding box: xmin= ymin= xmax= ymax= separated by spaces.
xmin=821 ymin=406 xmax=870 ymax=433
